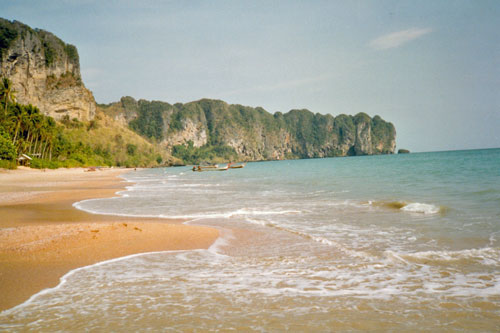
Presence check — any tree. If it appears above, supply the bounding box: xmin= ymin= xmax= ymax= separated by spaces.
xmin=11 ymin=103 xmax=27 ymax=145
xmin=30 ymin=113 xmax=44 ymax=155
xmin=0 ymin=126 xmax=15 ymax=160
xmin=126 ymin=143 xmax=137 ymax=156
xmin=24 ymin=105 xmax=40 ymax=153
xmin=0 ymin=77 xmax=16 ymax=118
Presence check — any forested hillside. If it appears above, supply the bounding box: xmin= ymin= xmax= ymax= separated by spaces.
xmin=102 ymin=97 xmax=396 ymax=165
xmin=0 ymin=78 xmax=169 ymax=169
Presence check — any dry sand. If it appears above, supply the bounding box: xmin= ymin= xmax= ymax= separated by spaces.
xmin=0 ymin=167 xmax=219 ymax=311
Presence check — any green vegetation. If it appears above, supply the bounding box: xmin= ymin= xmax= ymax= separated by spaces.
xmin=0 ymin=19 xmax=18 ymax=59
xmin=120 ymin=96 xmax=139 ymax=113
xmin=37 ymin=29 xmax=79 ymax=67
xmin=126 ymin=143 xmax=137 ymax=155
xmin=2 ymin=18 xmax=392 ymax=167
xmin=129 ymin=100 xmax=171 ymax=141
xmin=333 ymin=114 xmax=355 ymax=147
xmin=59 ymin=111 xmax=170 ymax=168
xmin=64 ymin=44 xmax=79 ymax=63
xmin=283 ymin=110 xmax=333 ymax=150
xmin=171 ymin=141 xmax=238 ymax=165
xmin=353 ymin=112 xmax=371 ymax=124
xmin=121 ymin=97 xmax=396 ymax=164
xmin=0 ymin=126 xmax=16 ymax=166
xmin=371 ymin=115 xmax=397 ymax=154
xmin=46 ymin=72 xmax=81 ymax=89
xmin=0 ymin=99 xmax=59 ymax=167
xmin=42 ymin=40 xmax=56 ymax=66
xmin=0 ymin=78 xmax=170 ymax=169
xmin=0 ymin=18 xmax=81 ymax=68
xmin=1 ymin=77 xmax=16 ymax=117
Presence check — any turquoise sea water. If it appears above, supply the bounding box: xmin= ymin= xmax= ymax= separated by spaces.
xmin=1 ymin=149 xmax=499 ymax=331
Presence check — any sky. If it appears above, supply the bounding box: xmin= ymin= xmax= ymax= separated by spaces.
xmin=1 ymin=0 xmax=499 ymax=152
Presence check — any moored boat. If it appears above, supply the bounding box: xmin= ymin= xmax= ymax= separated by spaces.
xmin=192 ymin=164 xmax=228 ymax=171
xmin=192 ymin=162 xmax=245 ymax=171
xmin=229 ymin=162 xmax=246 ymax=169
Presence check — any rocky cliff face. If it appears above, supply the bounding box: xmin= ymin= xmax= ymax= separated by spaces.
xmin=103 ymin=97 xmax=396 ymax=161
xmin=0 ymin=18 xmax=96 ymax=121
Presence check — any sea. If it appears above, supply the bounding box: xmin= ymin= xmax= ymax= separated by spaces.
xmin=1 ymin=148 xmax=499 ymax=331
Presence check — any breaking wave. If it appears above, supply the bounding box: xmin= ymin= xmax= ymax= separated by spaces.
xmin=395 ymin=247 xmax=500 ymax=266
xmin=368 ymin=200 xmax=446 ymax=215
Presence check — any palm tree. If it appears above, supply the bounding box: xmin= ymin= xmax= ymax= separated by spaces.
xmin=0 ymin=77 xmax=16 ymax=118
xmin=11 ymin=104 xmax=27 ymax=145
xmin=39 ymin=117 xmax=56 ymax=159
xmin=31 ymin=114 xmax=44 ymax=156
xmin=23 ymin=104 xmax=39 ymax=150
xmin=45 ymin=118 xmax=56 ymax=160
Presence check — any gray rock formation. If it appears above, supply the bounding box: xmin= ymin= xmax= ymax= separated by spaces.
xmin=0 ymin=18 xmax=96 ymax=121
xmin=103 ymin=97 xmax=397 ymax=161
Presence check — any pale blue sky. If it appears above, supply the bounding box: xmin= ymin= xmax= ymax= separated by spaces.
xmin=1 ymin=0 xmax=499 ymax=152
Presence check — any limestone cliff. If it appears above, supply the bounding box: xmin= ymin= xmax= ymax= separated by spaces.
xmin=102 ymin=97 xmax=396 ymax=162
xmin=0 ymin=18 xmax=96 ymax=121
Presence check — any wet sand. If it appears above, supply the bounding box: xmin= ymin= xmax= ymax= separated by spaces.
xmin=0 ymin=167 xmax=219 ymax=311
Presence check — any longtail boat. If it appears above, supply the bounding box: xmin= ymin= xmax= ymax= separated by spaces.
xmin=192 ymin=164 xmax=228 ymax=172
xmin=229 ymin=162 xmax=246 ymax=169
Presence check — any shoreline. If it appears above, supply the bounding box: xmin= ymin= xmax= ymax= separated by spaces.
xmin=0 ymin=167 xmax=219 ymax=311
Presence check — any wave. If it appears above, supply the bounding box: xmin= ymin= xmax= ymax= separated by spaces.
xmin=244 ymin=218 xmax=372 ymax=259
xmin=0 ymin=247 xmax=214 ymax=317
xmin=386 ymin=247 xmax=500 ymax=266
xmin=168 ymin=208 xmax=302 ymax=220
xmin=179 ymin=183 xmax=221 ymax=188
xmin=468 ymin=188 xmax=498 ymax=196
xmin=400 ymin=202 xmax=441 ymax=214
xmin=368 ymin=200 xmax=446 ymax=215
xmin=74 ymin=199 xmax=302 ymax=221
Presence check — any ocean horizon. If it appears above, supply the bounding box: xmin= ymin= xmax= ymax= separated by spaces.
xmin=1 ymin=148 xmax=499 ymax=331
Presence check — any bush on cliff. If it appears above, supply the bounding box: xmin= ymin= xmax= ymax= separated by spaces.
xmin=0 ymin=20 xmax=19 ymax=59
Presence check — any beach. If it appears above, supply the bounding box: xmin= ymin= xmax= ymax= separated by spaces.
xmin=1 ymin=150 xmax=499 ymax=330
xmin=0 ymin=167 xmax=219 ymax=312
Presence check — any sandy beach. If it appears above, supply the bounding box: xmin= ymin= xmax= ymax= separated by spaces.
xmin=0 ymin=167 xmax=219 ymax=311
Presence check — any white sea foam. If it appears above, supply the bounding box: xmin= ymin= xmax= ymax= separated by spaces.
xmin=244 ymin=218 xmax=371 ymax=259
xmin=489 ymin=232 xmax=499 ymax=246
xmin=327 ymin=200 xmax=361 ymax=208
xmin=235 ymin=208 xmax=301 ymax=216
xmin=73 ymin=200 xmax=166 ymax=219
xmin=400 ymin=202 xmax=440 ymax=214
xmin=36 ymin=156 xmax=498 ymax=330
xmin=0 ymin=248 xmax=201 ymax=316
xmin=163 ymin=208 xmax=302 ymax=220
xmin=179 ymin=183 xmax=221 ymax=187
xmin=397 ymin=247 xmax=500 ymax=266
xmin=206 ymin=228 xmax=233 ymax=256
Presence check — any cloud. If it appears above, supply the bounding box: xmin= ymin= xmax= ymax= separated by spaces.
xmin=369 ymin=28 xmax=432 ymax=50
